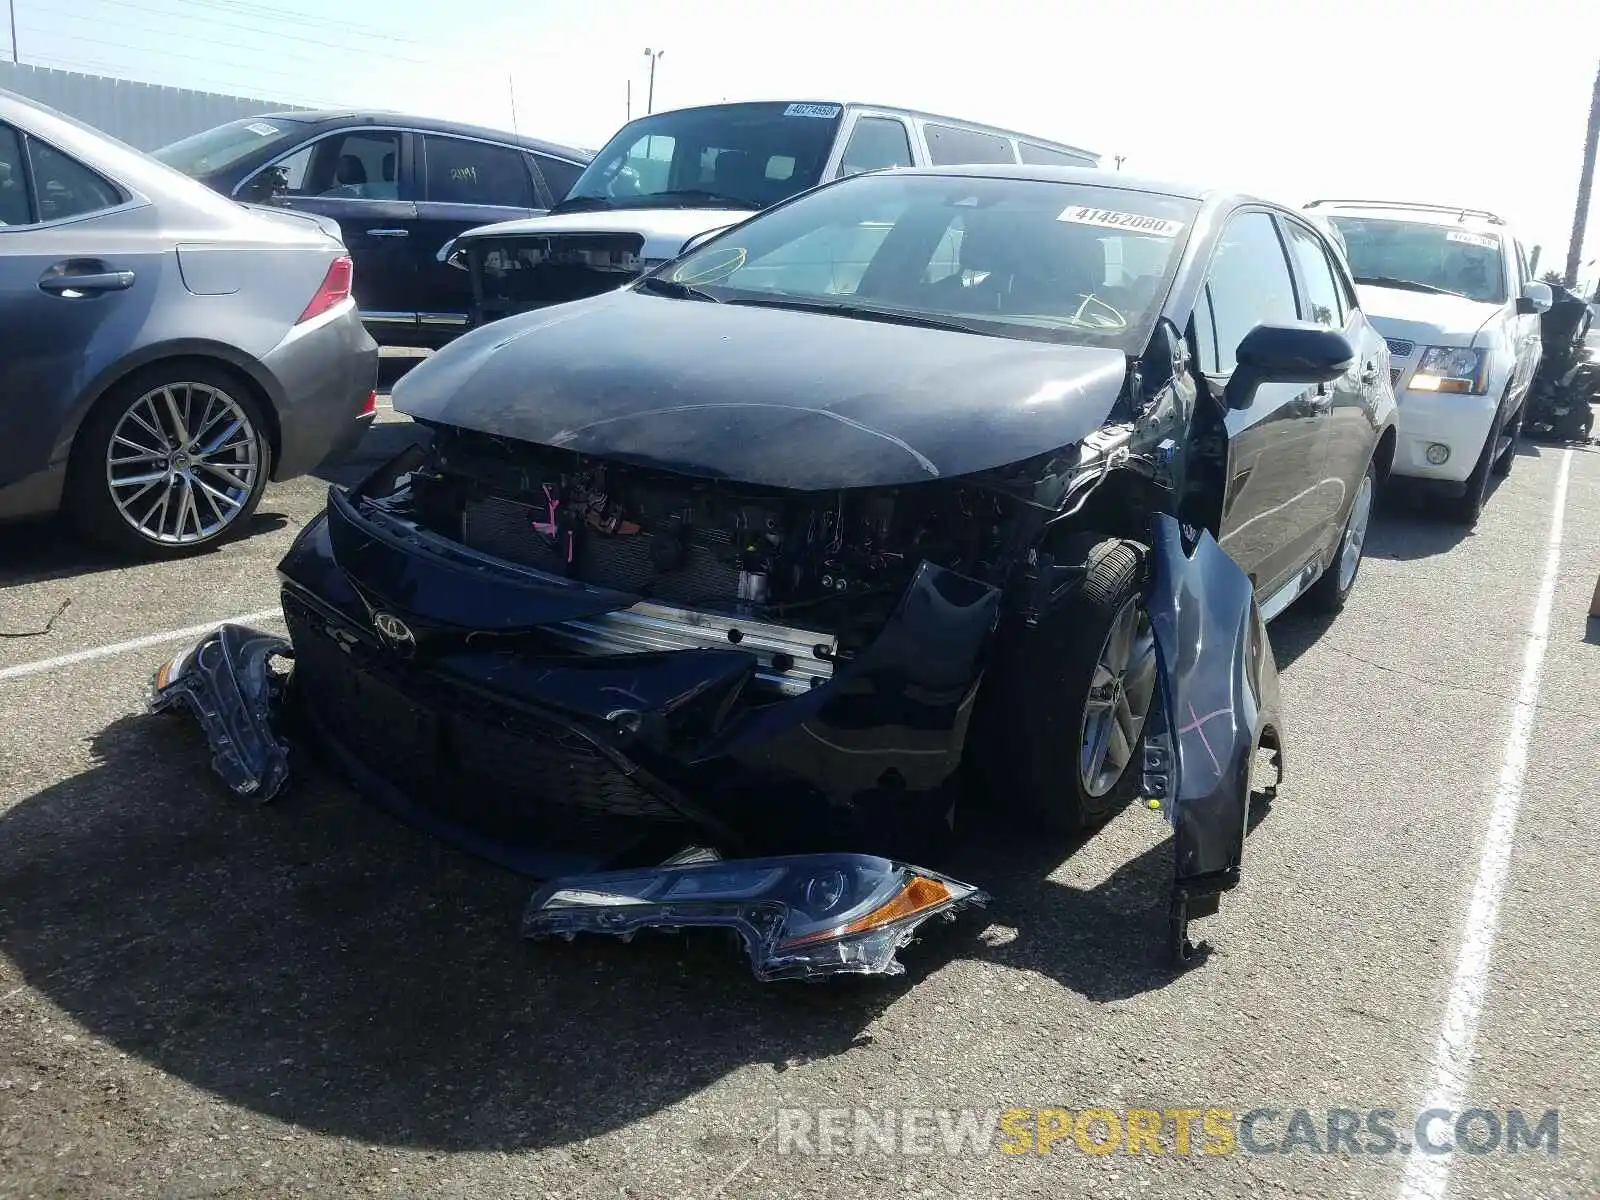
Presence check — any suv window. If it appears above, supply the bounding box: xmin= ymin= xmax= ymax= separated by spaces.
xmin=27 ymin=138 xmax=122 ymax=222
xmin=0 ymin=125 xmax=32 ymax=225
xmin=532 ymin=153 xmax=583 ymax=202
xmin=243 ymin=130 xmax=401 ymax=202
xmin=923 ymin=123 xmax=1015 ymax=166
xmin=1283 ymin=220 xmax=1345 ymax=328
xmin=838 ymin=116 xmax=913 ymax=177
xmin=1018 ymin=141 xmax=1089 ymax=167
xmin=424 ymin=135 xmax=534 ymax=207
xmin=1203 ymin=210 xmax=1298 ymax=373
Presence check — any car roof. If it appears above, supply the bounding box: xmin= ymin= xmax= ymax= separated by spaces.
xmin=0 ymin=86 xmax=316 ymax=227
xmin=877 ymin=162 xmax=1268 ymax=208
xmin=1306 ymin=199 xmax=1508 ymax=233
xmin=250 ymin=109 xmax=592 ymax=161
xmin=608 ymin=98 xmax=1101 ymax=159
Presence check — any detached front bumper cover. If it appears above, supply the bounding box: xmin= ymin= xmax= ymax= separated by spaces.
xmin=523 ymin=851 xmax=989 ymax=982
xmin=147 ymin=623 xmax=294 ymax=802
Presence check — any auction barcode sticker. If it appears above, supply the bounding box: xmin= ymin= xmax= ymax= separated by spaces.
xmin=1059 ymin=206 xmax=1183 ymax=237
xmin=785 ymin=103 xmax=841 ymax=119
xmin=1446 ymin=230 xmax=1497 ymax=249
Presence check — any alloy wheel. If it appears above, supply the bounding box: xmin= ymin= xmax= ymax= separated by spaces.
xmin=105 ymin=382 xmax=261 ymax=545
xmin=1337 ymin=472 xmax=1375 ymax=593
xmin=1078 ymin=595 xmax=1158 ymax=798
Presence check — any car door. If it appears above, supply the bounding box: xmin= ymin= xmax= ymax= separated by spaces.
xmin=1194 ymin=208 xmax=1334 ymax=600
xmin=409 ymin=133 xmax=543 ymax=333
xmin=1279 ymin=214 xmax=1381 ymax=541
xmin=0 ymin=122 xmax=160 ymax=497
xmin=235 ymin=126 xmax=418 ymax=337
xmin=1509 ymin=237 xmax=1541 ymax=405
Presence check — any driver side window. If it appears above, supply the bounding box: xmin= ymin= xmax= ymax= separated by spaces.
xmin=1201 ymin=211 xmax=1299 ymax=374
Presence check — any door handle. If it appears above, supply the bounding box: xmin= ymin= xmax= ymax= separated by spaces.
xmin=1360 ymin=361 xmax=1380 ymax=384
xmin=365 ymin=228 xmax=409 ymax=238
xmin=38 ymin=269 xmax=136 ymax=297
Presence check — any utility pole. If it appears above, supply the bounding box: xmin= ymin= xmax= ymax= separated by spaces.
xmin=643 ymin=47 xmax=664 ymax=114
xmin=1563 ymin=59 xmax=1600 ymax=288
xmin=8 ymin=0 xmax=18 ymax=64
xmin=626 ymin=78 xmax=631 ymax=122
xmin=1114 ymin=155 xmax=1126 ymax=171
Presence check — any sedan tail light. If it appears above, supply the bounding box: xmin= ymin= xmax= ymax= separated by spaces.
xmin=297 ymin=254 xmax=353 ymax=324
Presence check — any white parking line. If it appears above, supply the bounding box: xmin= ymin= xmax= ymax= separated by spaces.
xmin=1397 ymin=446 xmax=1574 ymax=1200
xmin=0 ymin=608 xmax=284 ymax=684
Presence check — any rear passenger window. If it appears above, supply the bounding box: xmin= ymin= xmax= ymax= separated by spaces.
xmin=27 ymin=138 xmax=122 ymax=222
xmin=1203 ymin=211 xmax=1299 ymax=374
xmin=532 ymin=153 xmax=583 ymax=201
xmin=1283 ymin=221 xmax=1346 ymax=328
xmin=838 ymin=117 xmax=913 ymax=177
xmin=0 ymin=125 xmax=32 ymax=225
xmin=1018 ymin=141 xmax=1089 ymax=166
xmin=424 ymin=136 xmax=534 ymax=208
xmin=923 ymin=123 xmax=1015 ymax=166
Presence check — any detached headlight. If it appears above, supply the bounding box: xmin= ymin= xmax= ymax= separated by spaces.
xmin=522 ymin=852 xmax=987 ymax=982
xmin=1409 ymin=346 xmax=1488 ymax=394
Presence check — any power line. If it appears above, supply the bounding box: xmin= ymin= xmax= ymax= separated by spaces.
xmin=21 ymin=48 xmax=340 ymax=106
xmin=16 ymin=22 xmax=354 ymax=93
xmin=70 ymin=0 xmax=437 ymax=66
xmin=141 ymin=0 xmax=431 ymax=47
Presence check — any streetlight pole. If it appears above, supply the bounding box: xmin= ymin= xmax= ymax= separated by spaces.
xmin=643 ymin=47 xmax=664 ymax=114
xmin=7 ymin=0 xmax=19 ymax=64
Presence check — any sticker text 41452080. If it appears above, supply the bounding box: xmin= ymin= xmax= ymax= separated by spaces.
xmin=1059 ymin=206 xmax=1184 ymax=238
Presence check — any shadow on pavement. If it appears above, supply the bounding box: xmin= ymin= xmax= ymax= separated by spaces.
xmin=1361 ymin=483 xmax=1493 ymax=562
xmin=0 ymin=712 xmax=1206 ymax=1152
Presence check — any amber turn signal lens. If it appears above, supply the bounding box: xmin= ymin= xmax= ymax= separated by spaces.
xmin=780 ymin=875 xmax=954 ymax=948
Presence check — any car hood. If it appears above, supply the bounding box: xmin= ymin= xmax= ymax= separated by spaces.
xmin=1355 ymin=284 xmax=1502 ymax=347
xmin=454 ymin=208 xmax=750 ymax=261
xmin=391 ymin=289 xmax=1131 ymax=490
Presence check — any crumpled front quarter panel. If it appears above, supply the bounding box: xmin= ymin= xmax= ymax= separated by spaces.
xmin=1143 ymin=515 xmax=1281 ymax=888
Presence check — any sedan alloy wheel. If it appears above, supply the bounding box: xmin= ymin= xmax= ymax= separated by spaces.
xmin=105 ymin=381 xmax=262 ymax=545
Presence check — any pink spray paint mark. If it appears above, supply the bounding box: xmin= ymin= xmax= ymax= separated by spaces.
xmin=531 ymin=484 xmax=560 ymax=538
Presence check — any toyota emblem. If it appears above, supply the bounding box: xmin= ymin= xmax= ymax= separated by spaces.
xmin=372 ymin=611 xmax=415 ymax=648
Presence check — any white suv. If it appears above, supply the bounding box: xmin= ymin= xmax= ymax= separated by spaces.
xmin=1305 ymin=200 xmax=1551 ymax=524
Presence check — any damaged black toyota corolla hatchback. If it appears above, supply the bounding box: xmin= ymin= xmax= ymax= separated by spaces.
xmin=155 ymin=165 xmax=1397 ymax=978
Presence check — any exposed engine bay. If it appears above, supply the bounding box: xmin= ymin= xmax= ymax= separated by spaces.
xmin=411 ymin=425 xmax=1012 ymax=619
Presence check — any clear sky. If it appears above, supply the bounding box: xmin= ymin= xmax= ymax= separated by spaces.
xmin=8 ymin=0 xmax=1599 ymax=281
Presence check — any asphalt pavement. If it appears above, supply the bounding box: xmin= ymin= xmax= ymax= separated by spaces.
xmin=1 ymin=397 xmax=1597 ymax=1199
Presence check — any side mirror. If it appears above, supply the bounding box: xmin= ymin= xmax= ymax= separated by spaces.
xmin=1516 ymin=280 xmax=1553 ymax=316
xmin=437 ymin=238 xmax=467 ymax=270
xmin=1224 ymin=322 xmax=1354 ymax=411
xmin=678 ymin=225 xmax=732 ymax=257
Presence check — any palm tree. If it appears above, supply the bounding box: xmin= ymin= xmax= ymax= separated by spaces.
xmin=1563 ymin=60 xmax=1600 ymax=287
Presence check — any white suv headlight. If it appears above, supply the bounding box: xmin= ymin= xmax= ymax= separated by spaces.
xmin=1410 ymin=346 xmax=1488 ymax=394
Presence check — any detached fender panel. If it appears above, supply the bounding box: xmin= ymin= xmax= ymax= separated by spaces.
xmin=1141 ymin=514 xmax=1281 ymax=894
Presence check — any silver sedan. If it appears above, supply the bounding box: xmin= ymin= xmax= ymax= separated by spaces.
xmin=0 ymin=87 xmax=378 ymax=558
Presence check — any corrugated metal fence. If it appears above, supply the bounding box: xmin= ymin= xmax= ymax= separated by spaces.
xmin=0 ymin=61 xmax=304 ymax=150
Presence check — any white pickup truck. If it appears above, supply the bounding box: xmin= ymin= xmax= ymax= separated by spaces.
xmin=1305 ymin=200 xmax=1552 ymax=525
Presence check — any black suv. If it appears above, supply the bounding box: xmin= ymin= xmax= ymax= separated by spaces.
xmin=154 ymin=111 xmax=592 ymax=347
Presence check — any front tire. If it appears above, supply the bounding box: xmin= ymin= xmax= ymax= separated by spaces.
xmin=1308 ymin=458 xmax=1375 ymax=614
xmin=69 ymin=363 xmax=271 ymax=559
xmin=965 ymin=535 xmax=1154 ymax=834
xmin=1444 ymin=408 xmax=1502 ymax=528
xmin=1490 ymin=401 xmax=1522 ymax=478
